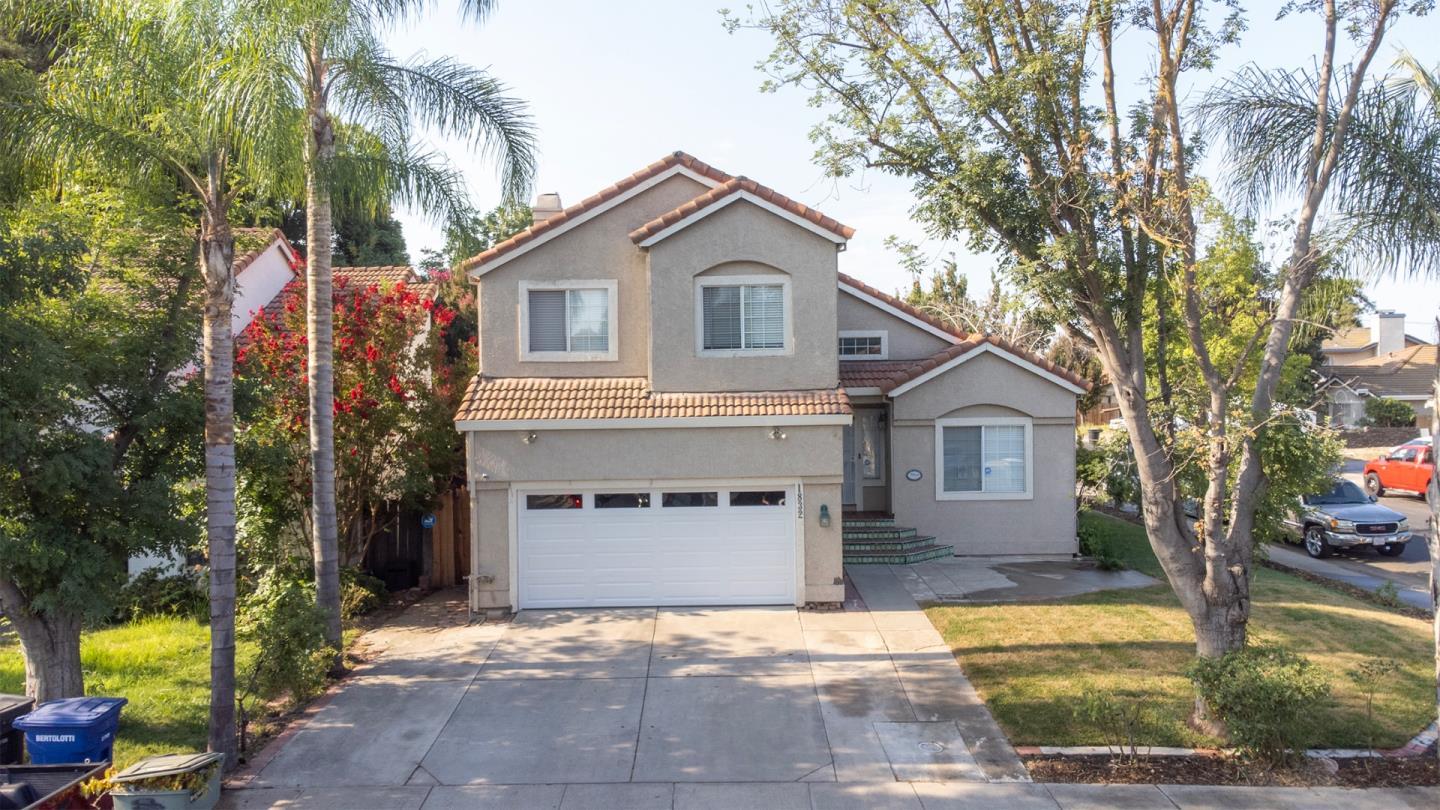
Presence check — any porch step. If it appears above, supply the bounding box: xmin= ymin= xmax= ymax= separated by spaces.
xmin=841 ymin=512 xmax=896 ymax=529
xmin=843 ymin=543 xmax=955 ymax=565
xmin=842 ymin=526 xmax=918 ymax=541
xmin=842 ymin=535 xmax=938 ymax=553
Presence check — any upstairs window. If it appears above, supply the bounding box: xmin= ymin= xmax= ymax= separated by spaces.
xmin=521 ymin=281 xmax=617 ymax=361
xmin=838 ymin=330 xmax=888 ymax=359
xmin=698 ymin=277 xmax=789 ymax=355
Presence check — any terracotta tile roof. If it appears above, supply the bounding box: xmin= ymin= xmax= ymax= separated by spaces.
xmin=629 ymin=177 xmax=854 ymax=244
xmin=459 ymin=151 xmax=735 ymax=274
xmin=332 ymin=265 xmax=420 ymax=288
xmin=838 ymin=273 xmax=1092 ymax=391
xmin=243 ymin=266 xmax=435 ymax=344
xmin=1323 ymin=344 xmax=1438 ymax=399
xmin=838 ymin=361 xmax=921 ymax=390
xmin=454 ymin=376 xmax=852 ymax=423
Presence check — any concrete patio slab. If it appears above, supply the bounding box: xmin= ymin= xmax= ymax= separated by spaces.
xmin=648 ymin=606 xmax=809 ymax=676
xmin=809 ymin=782 xmax=925 ymax=810
xmin=888 ymin=557 xmax=1161 ymax=605
xmin=1044 ymin=782 xmax=1178 ymax=809
xmin=250 ymin=621 xmax=505 ymax=788
xmin=874 ymin=721 xmax=985 ymax=782
xmin=672 ymin=782 xmax=812 ymax=810
xmin=219 ymin=786 xmax=431 ymax=809
xmin=557 ymin=782 xmax=673 ymax=809
xmin=811 ymin=658 xmax=916 ymax=722
xmin=911 ymin=781 xmax=1062 ymax=810
xmin=476 ymin=608 xmax=655 ymax=679
xmin=1158 ymin=784 xmax=1440 ymax=810
xmin=419 ymin=785 xmax=565 ymax=810
xmin=631 ymin=674 xmax=830 ymax=782
xmin=420 ymin=677 xmax=645 ymax=784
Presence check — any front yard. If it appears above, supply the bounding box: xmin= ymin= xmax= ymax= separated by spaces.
xmin=926 ymin=511 xmax=1435 ymax=749
xmin=0 ymin=617 xmax=247 ymax=768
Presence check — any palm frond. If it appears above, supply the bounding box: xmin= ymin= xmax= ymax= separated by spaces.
xmin=325 ymin=138 xmax=475 ymax=233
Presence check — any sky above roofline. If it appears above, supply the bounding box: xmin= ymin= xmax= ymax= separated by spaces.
xmin=383 ymin=2 xmax=1440 ymax=340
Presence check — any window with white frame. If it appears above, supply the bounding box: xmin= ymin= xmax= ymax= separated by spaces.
xmin=521 ymin=280 xmax=617 ymax=361
xmin=838 ymin=330 xmax=888 ymax=359
xmin=935 ymin=417 xmax=1032 ymax=500
xmin=697 ymin=277 xmax=790 ymax=354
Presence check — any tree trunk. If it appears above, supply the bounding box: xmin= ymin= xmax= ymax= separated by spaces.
xmin=1429 ymin=341 xmax=1438 ymax=767
xmin=200 ymin=204 xmax=238 ymax=769
xmin=305 ymin=47 xmax=343 ymax=665
xmin=4 ymin=606 xmax=83 ymax=703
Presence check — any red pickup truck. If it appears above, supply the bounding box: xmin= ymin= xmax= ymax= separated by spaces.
xmin=1363 ymin=440 xmax=1434 ymax=498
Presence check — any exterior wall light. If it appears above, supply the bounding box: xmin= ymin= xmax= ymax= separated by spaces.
xmin=818 ymin=504 xmax=831 ymax=528
xmin=522 ymin=431 xmax=538 ymax=444
xmin=769 ymin=427 xmax=787 ymax=440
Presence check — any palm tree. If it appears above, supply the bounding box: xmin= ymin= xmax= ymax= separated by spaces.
xmin=1202 ymin=51 xmax=1440 ymax=763
xmin=249 ymin=0 xmax=534 ymax=654
xmin=2 ymin=0 xmax=299 ymax=764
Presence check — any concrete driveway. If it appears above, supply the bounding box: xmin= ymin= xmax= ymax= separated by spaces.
xmin=224 ymin=570 xmax=1026 ymax=808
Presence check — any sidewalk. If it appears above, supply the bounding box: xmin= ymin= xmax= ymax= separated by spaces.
xmin=1267 ymin=544 xmax=1433 ymax=613
xmin=218 ymin=780 xmax=1440 ymax=809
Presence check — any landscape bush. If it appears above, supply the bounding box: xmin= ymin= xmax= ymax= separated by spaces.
xmin=1362 ymin=397 xmax=1416 ymax=428
xmin=1077 ymin=521 xmax=1125 ymax=571
xmin=340 ymin=567 xmax=387 ymax=620
xmin=114 ymin=569 xmax=206 ymax=623
xmin=1187 ymin=645 xmax=1331 ymax=763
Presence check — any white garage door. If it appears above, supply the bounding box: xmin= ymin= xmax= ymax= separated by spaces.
xmin=517 ymin=484 xmax=797 ymax=608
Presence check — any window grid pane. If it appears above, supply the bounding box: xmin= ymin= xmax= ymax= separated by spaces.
xmin=702 ymin=286 xmax=742 ymax=350
xmin=983 ymin=425 xmax=1026 ymax=493
xmin=839 ymin=336 xmax=883 ymax=356
xmin=566 ymin=289 xmax=609 ymax=352
xmin=742 ymin=285 xmax=785 ymax=349
xmin=527 ymin=289 xmax=567 ymax=352
xmin=942 ymin=426 xmax=982 ymax=492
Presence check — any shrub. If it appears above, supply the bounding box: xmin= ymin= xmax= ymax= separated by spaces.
xmin=1187 ymin=645 xmax=1331 ymax=763
xmin=340 ymin=567 xmax=387 ymax=620
xmin=1077 ymin=522 xmax=1125 ymax=571
xmin=237 ymin=570 xmax=332 ymax=706
xmin=1362 ymin=397 xmax=1415 ymax=428
xmin=1076 ymin=690 xmax=1152 ymax=763
xmin=115 ymin=569 xmax=206 ymax=622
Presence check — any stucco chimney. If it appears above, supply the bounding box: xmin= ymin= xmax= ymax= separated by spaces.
xmin=1373 ymin=310 xmax=1406 ymax=356
xmin=532 ymin=192 xmax=563 ymax=224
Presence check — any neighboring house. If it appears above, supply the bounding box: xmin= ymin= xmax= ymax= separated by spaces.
xmin=453 ymin=151 xmax=1090 ymax=612
xmin=1321 ymin=310 xmax=1431 ymax=366
xmin=1320 ymin=343 xmax=1438 ymax=428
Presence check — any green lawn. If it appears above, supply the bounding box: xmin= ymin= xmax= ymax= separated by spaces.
xmin=0 ymin=618 xmax=253 ymax=768
xmin=925 ymin=511 xmax=1435 ymax=749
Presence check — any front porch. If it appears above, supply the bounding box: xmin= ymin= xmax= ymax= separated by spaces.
xmin=842 ymin=511 xmax=954 ymax=565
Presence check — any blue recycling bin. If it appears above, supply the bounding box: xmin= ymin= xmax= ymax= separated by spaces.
xmin=13 ymin=697 xmax=127 ymax=764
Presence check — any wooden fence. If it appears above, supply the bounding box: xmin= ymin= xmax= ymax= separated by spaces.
xmin=428 ymin=484 xmax=471 ymax=588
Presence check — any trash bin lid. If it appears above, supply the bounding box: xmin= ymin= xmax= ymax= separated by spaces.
xmin=14 ymin=697 xmax=127 ymax=728
xmin=0 ymin=694 xmax=34 ymax=721
xmin=113 ymin=752 xmax=223 ymax=783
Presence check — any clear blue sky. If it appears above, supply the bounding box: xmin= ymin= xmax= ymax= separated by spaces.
xmin=384 ymin=2 xmax=1440 ymax=340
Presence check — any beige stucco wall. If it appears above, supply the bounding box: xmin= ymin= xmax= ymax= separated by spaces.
xmin=889 ymin=351 xmax=1078 ymax=556
xmin=646 ymin=202 xmax=840 ymax=392
xmin=464 ymin=425 xmax=846 ymax=609
xmin=473 ymin=173 xmax=710 ymax=378
xmin=836 ymin=289 xmax=952 ymax=361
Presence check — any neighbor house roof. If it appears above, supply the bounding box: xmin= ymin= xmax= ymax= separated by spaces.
xmin=1321 ymin=325 xmax=1432 ymax=354
xmin=454 ymin=376 xmax=852 ymax=426
xmin=836 ymin=273 xmax=1092 ymax=393
xmin=628 ymin=177 xmax=855 ymax=246
xmin=459 ymin=151 xmax=734 ymax=275
xmin=1322 ymin=344 xmax=1438 ymax=400
xmin=243 ymin=265 xmax=435 ymax=342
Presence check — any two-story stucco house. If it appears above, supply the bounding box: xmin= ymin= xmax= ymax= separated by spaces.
xmin=454 ymin=152 xmax=1089 ymax=612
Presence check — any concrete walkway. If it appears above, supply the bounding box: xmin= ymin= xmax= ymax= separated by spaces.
xmin=873 ymin=556 xmax=1160 ymax=604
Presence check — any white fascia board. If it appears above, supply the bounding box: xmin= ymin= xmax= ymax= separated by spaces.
xmin=468 ymin=165 xmax=723 ymax=278
xmin=888 ymin=343 xmax=1088 ymax=398
xmin=837 ymin=281 xmax=961 ymax=345
xmin=843 ymin=386 xmax=884 ymax=397
xmin=455 ymin=413 xmax=853 ymax=432
xmin=636 ymin=191 xmax=849 ymax=248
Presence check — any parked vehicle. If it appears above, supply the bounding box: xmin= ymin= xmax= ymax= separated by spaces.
xmin=1280 ymin=478 xmax=1412 ymax=558
xmin=1363 ymin=441 xmax=1433 ymax=498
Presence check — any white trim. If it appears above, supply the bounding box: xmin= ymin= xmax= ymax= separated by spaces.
xmin=844 ymin=386 xmax=884 ymax=397
xmin=934 ymin=416 xmax=1034 ymax=501
xmin=838 ymin=329 xmax=889 ymax=360
xmin=695 ymin=275 xmax=794 ymax=358
xmin=456 ymin=414 xmax=853 ymax=431
xmin=888 ymin=343 xmax=1088 ymax=397
xmin=636 ymin=190 xmax=850 ymax=247
xmin=518 ymin=279 xmax=619 ymax=362
xmin=837 ymin=281 xmax=961 ymax=345
xmin=468 ymin=165 xmax=723 ymax=277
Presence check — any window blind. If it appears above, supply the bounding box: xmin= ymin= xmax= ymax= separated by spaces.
xmin=743 ymin=285 xmax=785 ymax=348
xmin=528 ymin=289 xmax=568 ymax=352
xmin=983 ymin=425 xmax=1027 ymax=493
xmin=567 ymin=289 xmax=609 ymax=352
xmin=702 ymin=285 xmax=742 ymax=350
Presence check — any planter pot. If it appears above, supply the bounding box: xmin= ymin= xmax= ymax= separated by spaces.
xmin=109 ymin=752 xmax=222 ymax=810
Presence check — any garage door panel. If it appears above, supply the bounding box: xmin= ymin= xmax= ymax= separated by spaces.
xmin=518 ymin=484 xmax=796 ymax=608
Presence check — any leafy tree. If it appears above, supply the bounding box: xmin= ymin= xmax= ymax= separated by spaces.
xmin=237 ymin=277 xmax=473 ymax=567
xmin=419 ymin=200 xmax=533 ymax=350
xmin=247 ymin=0 xmax=535 ymax=658
xmin=1362 ymin=396 xmax=1417 ymax=427
xmin=0 ymin=185 xmax=201 ymax=701
xmin=3 ymin=0 xmax=303 ymax=761
xmin=279 ymin=202 xmax=410 ymax=266
xmin=732 ymin=0 xmax=1417 ymax=731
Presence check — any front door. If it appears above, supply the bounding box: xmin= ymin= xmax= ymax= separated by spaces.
xmin=842 ymin=408 xmax=887 ymax=510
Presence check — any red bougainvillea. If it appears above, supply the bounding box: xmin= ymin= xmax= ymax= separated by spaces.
xmin=237 ymin=276 xmax=474 ymax=564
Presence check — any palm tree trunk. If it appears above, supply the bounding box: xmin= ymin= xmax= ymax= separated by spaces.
xmin=305 ymin=46 xmax=343 ymax=662
xmin=1429 ymin=335 xmax=1438 ymax=767
xmin=200 ymin=203 xmax=238 ymax=768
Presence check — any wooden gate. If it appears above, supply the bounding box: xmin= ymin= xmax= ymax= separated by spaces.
xmin=428 ymin=485 xmax=471 ymax=588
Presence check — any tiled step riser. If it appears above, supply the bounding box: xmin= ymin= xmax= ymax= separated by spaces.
xmin=842 ymin=537 xmax=938 ymax=553
xmin=844 ymin=544 xmax=955 ymax=565
xmin=842 ymin=527 xmax=918 ymax=541
xmin=841 ymin=519 xmax=896 ymax=529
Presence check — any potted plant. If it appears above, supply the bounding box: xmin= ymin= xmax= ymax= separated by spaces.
xmin=81 ymin=753 xmax=224 ymax=810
